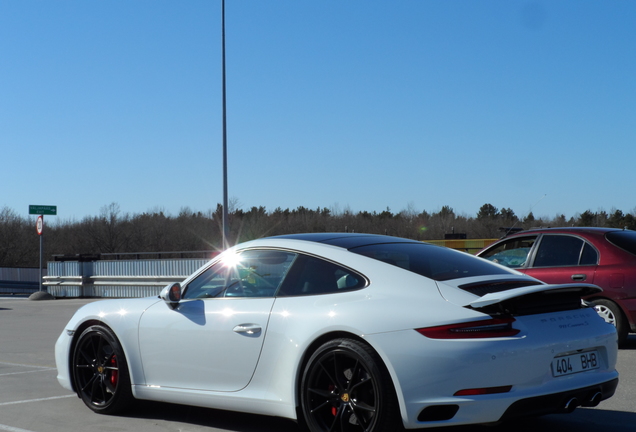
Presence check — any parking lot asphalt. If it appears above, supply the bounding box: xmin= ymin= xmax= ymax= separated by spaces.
xmin=1 ymin=297 xmax=635 ymax=432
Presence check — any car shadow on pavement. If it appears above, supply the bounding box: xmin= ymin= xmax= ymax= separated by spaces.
xmin=124 ymin=400 xmax=302 ymax=431
xmin=620 ymin=334 xmax=636 ymax=350
xmin=471 ymin=409 xmax=636 ymax=432
xmin=121 ymin=401 xmax=635 ymax=432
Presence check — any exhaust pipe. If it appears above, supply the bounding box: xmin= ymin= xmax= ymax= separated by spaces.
xmin=563 ymin=397 xmax=580 ymax=413
xmin=582 ymin=392 xmax=603 ymax=407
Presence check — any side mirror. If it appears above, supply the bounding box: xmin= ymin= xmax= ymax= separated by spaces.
xmin=160 ymin=283 xmax=182 ymax=309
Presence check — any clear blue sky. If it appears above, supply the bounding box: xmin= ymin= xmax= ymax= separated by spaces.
xmin=2 ymin=1 xmax=634 ymax=222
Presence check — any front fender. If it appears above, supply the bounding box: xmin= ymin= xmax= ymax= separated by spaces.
xmin=56 ymin=297 xmax=163 ymax=393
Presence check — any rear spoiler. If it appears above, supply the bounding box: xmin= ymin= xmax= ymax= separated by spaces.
xmin=468 ymin=283 xmax=602 ymax=316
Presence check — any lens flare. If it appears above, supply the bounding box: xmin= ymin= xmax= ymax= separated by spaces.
xmin=220 ymin=250 xmax=243 ymax=268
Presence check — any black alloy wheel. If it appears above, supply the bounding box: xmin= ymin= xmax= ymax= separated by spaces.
xmin=72 ymin=325 xmax=134 ymax=414
xmin=300 ymin=338 xmax=401 ymax=432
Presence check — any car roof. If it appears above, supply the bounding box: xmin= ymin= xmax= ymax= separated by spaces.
xmin=504 ymin=227 xmax=622 ymax=238
xmin=269 ymin=232 xmax=421 ymax=249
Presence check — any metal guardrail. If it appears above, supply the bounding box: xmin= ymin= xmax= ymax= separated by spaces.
xmin=44 ymin=258 xmax=209 ymax=298
xmin=425 ymin=239 xmax=498 ymax=254
xmin=0 ymin=267 xmax=46 ymax=295
xmin=0 ymin=281 xmax=40 ymax=295
xmin=52 ymin=251 xmax=217 ymax=261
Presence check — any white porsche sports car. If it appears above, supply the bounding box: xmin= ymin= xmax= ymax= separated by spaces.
xmin=56 ymin=233 xmax=619 ymax=431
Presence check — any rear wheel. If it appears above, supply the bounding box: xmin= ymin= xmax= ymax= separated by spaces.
xmin=72 ymin=325 xmax=134 ymax=414
xmin=593 ymin=299 xmax=628 ymax=346
xmin=300 ymin=338 xmax=402 ymax=432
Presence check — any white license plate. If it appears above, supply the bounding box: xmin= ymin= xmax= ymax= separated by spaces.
xmin=552 ymin=351 xmax=600 ymax=377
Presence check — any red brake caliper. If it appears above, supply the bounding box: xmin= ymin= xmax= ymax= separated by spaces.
xmin=329 ymin=384 xmax=337 ymax=416
xmin=109 ymin=355 xmax=118 ymax=387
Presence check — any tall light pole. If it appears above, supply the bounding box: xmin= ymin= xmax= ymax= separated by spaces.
xmin=221 ymin=0 xmax=229 ymax=249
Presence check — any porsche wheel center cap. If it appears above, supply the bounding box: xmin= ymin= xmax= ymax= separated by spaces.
xmin=340 ymin=393 xmax=350 ymax=403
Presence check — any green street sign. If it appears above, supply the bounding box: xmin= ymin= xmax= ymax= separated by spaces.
xmin=29 ymin=205 xmax=57 ymax=216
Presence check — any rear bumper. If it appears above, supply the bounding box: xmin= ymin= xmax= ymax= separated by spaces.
xmin=367 ymin=308 xmax=619 ymax=429
xmin=499 ymin=377 xmax=619 ymax=421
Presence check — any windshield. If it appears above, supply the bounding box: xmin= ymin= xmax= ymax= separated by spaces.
xmin=349 ymin=242 xmax=514 ymax=281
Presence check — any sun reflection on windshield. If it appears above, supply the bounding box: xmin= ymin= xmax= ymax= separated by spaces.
xmin=220 ymin=250 xmax=243 ymax=269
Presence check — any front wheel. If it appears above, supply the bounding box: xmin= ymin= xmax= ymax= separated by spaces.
xmin=72 ymin=325 xmax=134 ymax=414
xmin=593 ymin=299 xmax=629 ymax=347
xmin=300 ymin=338 xmax=402 ymax=432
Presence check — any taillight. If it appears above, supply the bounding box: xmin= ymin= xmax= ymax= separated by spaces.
xmin=416 ymin=318 xmax=520 ymax=339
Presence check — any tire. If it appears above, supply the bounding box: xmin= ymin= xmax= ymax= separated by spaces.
xmin=593 ymin=299 xmax=629 ymax=347
xmin=300 ymin=338 xmax=402 ymax=432
xmin=72 ymin=325 xmax=135 ymax=414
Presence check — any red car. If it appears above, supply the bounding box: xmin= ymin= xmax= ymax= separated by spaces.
xmin=477 ymin=227 xmax=636 ymax=345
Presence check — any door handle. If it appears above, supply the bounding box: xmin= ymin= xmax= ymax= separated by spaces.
xmin=233 ymin=324 xmax=262 ymax=335
xmin=571 ymin=274 xmax=587 ymax=281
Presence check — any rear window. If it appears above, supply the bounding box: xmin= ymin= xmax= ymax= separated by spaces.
xmin=606 ymin=230 xmax=636 ymax=256
xmin=349 ymin=243 xmax=513 ymax=281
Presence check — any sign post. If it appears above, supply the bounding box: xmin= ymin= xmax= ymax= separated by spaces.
xmin=29 ymin=205 xmax=57 ymax=292
xmin=36 ymin=216 xmax=43 ymax=291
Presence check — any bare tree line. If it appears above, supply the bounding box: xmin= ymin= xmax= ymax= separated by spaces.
xmin=1 ymin=202 xmax=635 ymax=268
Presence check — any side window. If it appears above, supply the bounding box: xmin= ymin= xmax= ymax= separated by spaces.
xmin=182 ymin=250 xmax=296 ymax=299
xmin=277 ymin=255 xmax=366 ymax=296
xmin=533 ymin=235 xmax=584 ymax=267
xmin=580 ymin=242 xmax=598 ymax=265
xmin=479 ymin=236 xmax=537 ymax=268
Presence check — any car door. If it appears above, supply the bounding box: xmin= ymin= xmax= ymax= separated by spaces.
xmin=137 ymin=249 xmax=296 ymax=392
xmin=523 ymin=234 xmax=598 ymax=285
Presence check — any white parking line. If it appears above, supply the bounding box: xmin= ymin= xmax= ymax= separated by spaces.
xmin=0 ymin=424 xmax=37 ymax=432
xmin=0 ymin=395 xmax=75 ymax=407
xmin=0 ymin=361 xmax=57 ymax=377
xmin=0 ymin=361 xmax=54 ymax=369
xmin=0 ymin=369 xmax=55 ymax=377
